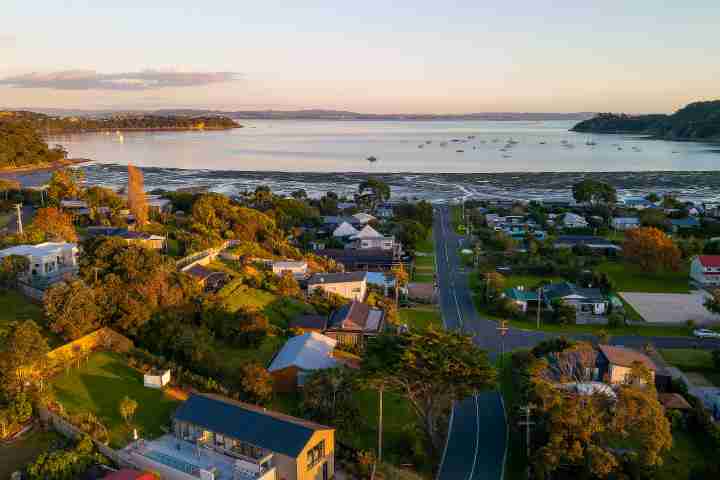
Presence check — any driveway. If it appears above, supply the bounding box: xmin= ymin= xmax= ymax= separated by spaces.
xmin=620 ymin=291 xmax=720 ymax=326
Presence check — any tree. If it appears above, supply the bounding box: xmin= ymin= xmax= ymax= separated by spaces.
xmin=703 ymin=289 xmax=720 ymax=315
xmin=276 ymin=271 xmax=301 ymax=297
xmin=0 ymin=320 xmax=49 ymax=394
xmin=572 ymin=179 xmax=617 ymax=206
xmin=47 ymin=168 xmax=84 ymax=205
xmin=30 ymin=207 xmax=78 ymax=242
xmin=397 ymin=220 xmax=426 ymax=251
xmin=302 ymin=368 xmax=359 ymax=432
xmin=27 ymin=434 xmax=106 ymax=480
xmin=645 ymin=192 xmax=660 ymax=203
xmin=639 ymin=208 xmax=668 ymax=229
xmin=358 ymin=178 xmax=390 ymax=211
xmin=0 ymin=254 xmax=29 ymax=288
xmin=291 ymin=189 xmax=307 ymax=200
xmin=362 ymin=330 xmax=496 ymax=455
xmin=0 ymin=178 xmax=20 ymax=200
xmin=240 ymin=362 xmax=273 ymax=405
xmin=127 ymin=163 xmax=148 ymax=226
xmin=553 ymin=299 xmax=577 ymax=325
xmin=623 ymin=227 xmax=681 ymax=272
xmin=481 ymin=272 xmax=506 ymax=302
xmin=390 ymin=264 xmax=409 ymax=305
xmin=44 ymin=280 xmax=102 ymax=340
xmin=119 ymin=396 xmax=138 ymax=425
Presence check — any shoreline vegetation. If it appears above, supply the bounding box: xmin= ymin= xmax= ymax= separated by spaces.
xmin=571 ymin=99 xmax=720 ymax=142
xmin=0 ymin=157 xmax=90 ymax=175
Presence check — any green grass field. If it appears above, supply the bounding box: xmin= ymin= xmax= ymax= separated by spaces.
xmin=416 ymin=229 xmax=434 ymax=254
xmin=213 ymin=334 xmax=286 ymax=370
xmin=0 ymin=289 xmax=44 ymax=328
xmin=504 ymin=274 xmax=562 ymax=289
xmin=399 ymin=307 xmax=443 ymax=332
xmin=660 ymin=349 xmax=720 ymax=387
xmin=51 ymin=351 xmax=181 ymax=447
xmin=0 ymin=430 xmax=64 ymax=479
xmin=596 ymin=261 xmax=690 ymax=294
xmin=217 ymin=281 xmax=314 ymax=328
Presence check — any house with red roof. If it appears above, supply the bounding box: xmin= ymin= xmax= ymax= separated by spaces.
xmin=691 ymin=255 xmax=720 ymax=286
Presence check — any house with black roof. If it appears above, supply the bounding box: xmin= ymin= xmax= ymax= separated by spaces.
xmin=542 ymin=281 xmax=609 ymax=323
xmin=172 ymin=393 xmax=335 ymax=480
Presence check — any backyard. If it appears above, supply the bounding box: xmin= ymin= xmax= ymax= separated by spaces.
xmin=50 ymin=351 xmax=181 ymax=447
xmin=413 ymin=229 xmax=435 ymax=283
xmin=596 ymin=261 xmax=690 ymax=294
xmin=399 ymin=306 xmax=443 ymax=332
xmin=0 ymin=429 xmax=64 ymax=479
xmin=660 ymin=348 xmax=720 ymax=387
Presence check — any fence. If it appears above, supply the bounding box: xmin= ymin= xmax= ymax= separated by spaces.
xmin=176 ymin=240 xmax=236 ymax=272
xmin=46 ymin=327 xmax=133 ymax=363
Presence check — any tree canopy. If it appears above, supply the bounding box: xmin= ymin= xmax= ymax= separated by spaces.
xmin=571 ymin=179 xmax=617 ymax=206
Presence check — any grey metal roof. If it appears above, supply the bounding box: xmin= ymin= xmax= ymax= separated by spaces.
xmin=307 ymin=271 xmax=367 ymax=285
xmin=173 ymin=394 xmax=331 ymax=457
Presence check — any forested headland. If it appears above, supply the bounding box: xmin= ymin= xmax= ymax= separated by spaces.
xmin=571 ymin=100 xmax=720 ymax=141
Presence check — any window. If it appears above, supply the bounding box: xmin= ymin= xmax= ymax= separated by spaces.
xmin=580 ymin=304 xmax=592 ymax=313
xmin=307 ymin=440 xmax=326 ymax=468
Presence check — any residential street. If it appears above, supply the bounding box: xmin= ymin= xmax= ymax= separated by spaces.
xmin=433 ymin=205 xmax=720 ymax=480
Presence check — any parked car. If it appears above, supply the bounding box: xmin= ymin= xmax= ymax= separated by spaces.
xmin=693 ymin=328 xmax=720 ymax=339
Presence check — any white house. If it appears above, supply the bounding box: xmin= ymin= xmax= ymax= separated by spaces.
xmin=332 ymin=221 xmax=359 ymax=238
xmin=349 ymin=225 xmax=396 ymax=251
xmin=268 ymin=332 xmax=339 ymax=390
xmin=307 ymin=272 xmax=367 ymax=301
xmin=691 ymin=255 xmax=720 ymax=286
xmin=271 ymin=260 xmax=308 ymax=278
xmin=352 ymin=212 xmax=376 ymax=225
xmin=611 ymin=217 xmax=640 ymax=231
xmin=563 ymin=213 xmax=589 ymax=229
xmin=0 ymin=242 xmax=78 ymax=279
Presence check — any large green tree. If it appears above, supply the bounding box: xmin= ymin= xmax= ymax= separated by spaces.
xmin=571 ymin=179 xmax=617 ymax=206
xmin=362 ymin=329 xmax=496 ymax=455
xmin=0 ymin=320 xmax=49 ymax=395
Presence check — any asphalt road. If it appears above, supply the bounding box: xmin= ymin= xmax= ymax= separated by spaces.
xmin=433 ymin=205 xmax=720 ymax=480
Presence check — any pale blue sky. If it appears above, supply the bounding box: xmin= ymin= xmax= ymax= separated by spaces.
xmin=1 ymin=1 xmax=718 ymax=113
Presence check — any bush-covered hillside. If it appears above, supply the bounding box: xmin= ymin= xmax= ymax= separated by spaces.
xmin=571 ymin=100 xmax=720 ymax=140
xmin=0 ymin=120 xmax=67 ymax=168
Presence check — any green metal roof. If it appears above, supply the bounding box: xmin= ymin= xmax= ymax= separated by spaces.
xmin=174 ymin=394 xmax=330 ymax=457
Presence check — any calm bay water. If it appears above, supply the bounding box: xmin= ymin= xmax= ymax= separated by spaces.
xmin=42 ymin=120 xmax=720 ymax=203
xmin=49 ymin=120 xmax=720 ymax=174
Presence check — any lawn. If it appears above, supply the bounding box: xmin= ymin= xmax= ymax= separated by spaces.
xmin=399 ymin=307 xmax=443 ymax=332
xmin=660 ymin=349 xmax=720 ymax=387
xmin=0 ymin=290 xmax=44 ymax=329
xmin=655 ymin=429 xmax=717 ymax=480
xmin=51 ymin=351 xmax=181 ymax=447
xmin=217 ymin=281 xmax=314 ymax=328
xmin=416 ymin=229 xmax=434 ymax=254
xmin=213 ymin=334 xmax=286 ymax=370
xmin=0 ymin=429 xmax=64 ymax=479
xmin=504 ymin=274 xmax=562 ymax=289
xmin=596 ymin=261 xmax=690 ymax=294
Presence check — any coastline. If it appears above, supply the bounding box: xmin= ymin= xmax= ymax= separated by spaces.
xmin=0 ymin=158 xmax=91 ymax=187
xmin=43 ymin=125 xmax=242 ymax=135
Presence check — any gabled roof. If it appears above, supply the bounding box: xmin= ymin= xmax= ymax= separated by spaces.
xmin=612 ymin=217 xmax=640 ymax=224
xmin=0 ymin=242 xmax=76 ymax=258
xmin=173 ymin=394 xmax=332 ymax=457
xmin=352 ymin=212 xmax=376 ymax=224
xmin=598 ymin=345 xmax=656 ymax=371
xmin=671 ymin=217 xmax=700 ymax=227
xmin=505 ymin=287 xmax=537 ymax=302
xmin=543 ymin=282 xmax=605 ymax=303
xmin=268 ymin=332 xmax=338 ymax=372
xmin=289 ymin=314 xmax=328 ymax=331
xmin=351 ymin=225 xmax=383 ymax=239
xmin=332 ymin=221 xmax=360 ymax=237
xmin=328 ymin=301 xmax=384 ymax=332
xmin=307 ymin=271 xmax=367 ymax=285
xmin=697 ymin=255 xmax=720 ymax=268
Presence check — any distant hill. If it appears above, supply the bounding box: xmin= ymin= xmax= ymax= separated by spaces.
xmin=571 ymin=100 xmax=720 ymax=141
xmin=0 ymin=110 xmax=241 ymax=133
xmin=17 ymin=108 xmax=594 ymax=122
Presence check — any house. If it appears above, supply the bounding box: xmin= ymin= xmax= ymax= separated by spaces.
xmin=553 ymin=235 xmax=621 ymax=254
xmin=596 ymin=345 xmax=656 ymax=385
xmin=503 ymin=287 xmax=538 ymax=313
xmin=375 ymin=204 xmax=394 ymax=219
xmin=611 ymin=217 xmax=640 ymax=231
xmin=268 ymin=332 xmax=340 ymax=392
xmin=622 ymin=196 xmax=655 ymax=210
xmin=352 ymin=212 xmax=376 ymax=225
xmin=184 ymin=264 xmax=228 ymax=291
xmin=289 ymin=314 xmax=329 ymax=334
xmin=0 ymin=242 xmax=78 ymax=280
xmin=307 ymin=272 xmax=367 ymax=301
xmin=315 ymin=248 xmax=402 ymax=271
xmin=690 ymin=255 xmax=720 ymax=286
xmin=326 ymin=301 xmax=384 ymax=346
xmin=165 ymin=393 xmax=334 ymax=480
xmin=86 ymin=227 xmax=166 ymax=250
xmin=332 ymin=221 xmax=359 ymax=238
xmin=348 ymin=225 xmax=397 ymax=251
xmin=563 ymin=212 xmax=588 ymax=229
xmin=670 ymin=217 xmax=700 ymax=232
xmin=542 ymin=282 xmax=608 ymax=322
xmin=322 ymin=216 xmax=359 ymax=227
xmin=337 ymin=202 xmax=357 ymax=211
xmin=272 ymin=260 xmax=308 ymax=278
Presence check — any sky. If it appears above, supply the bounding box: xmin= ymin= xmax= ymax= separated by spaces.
xmin=1 ymin=1 xmax=719 ymax=114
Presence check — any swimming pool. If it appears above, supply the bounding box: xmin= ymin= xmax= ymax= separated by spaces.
xmin=143 ymin=449 xmax=201 ymax=476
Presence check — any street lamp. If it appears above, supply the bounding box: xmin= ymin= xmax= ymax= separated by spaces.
xmin=497 ymin=320 xmax=509 ymax=369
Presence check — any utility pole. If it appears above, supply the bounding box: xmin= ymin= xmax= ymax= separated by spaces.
xmin=518 ymin=405 xmax=535 ymax=461
xmin=536 ymin=286 xmax=543 ymax=329
xmin=14 ymin=203 xmax=23 ymax=235
xmin=497 ymin=320 xmax=509 ymax=369
xmin=377 ymin=385 xmax=384 ymax=464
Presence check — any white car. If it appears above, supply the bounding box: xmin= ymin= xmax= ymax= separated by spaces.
xmin=693 ymin=328 xmax=720 ymax=339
